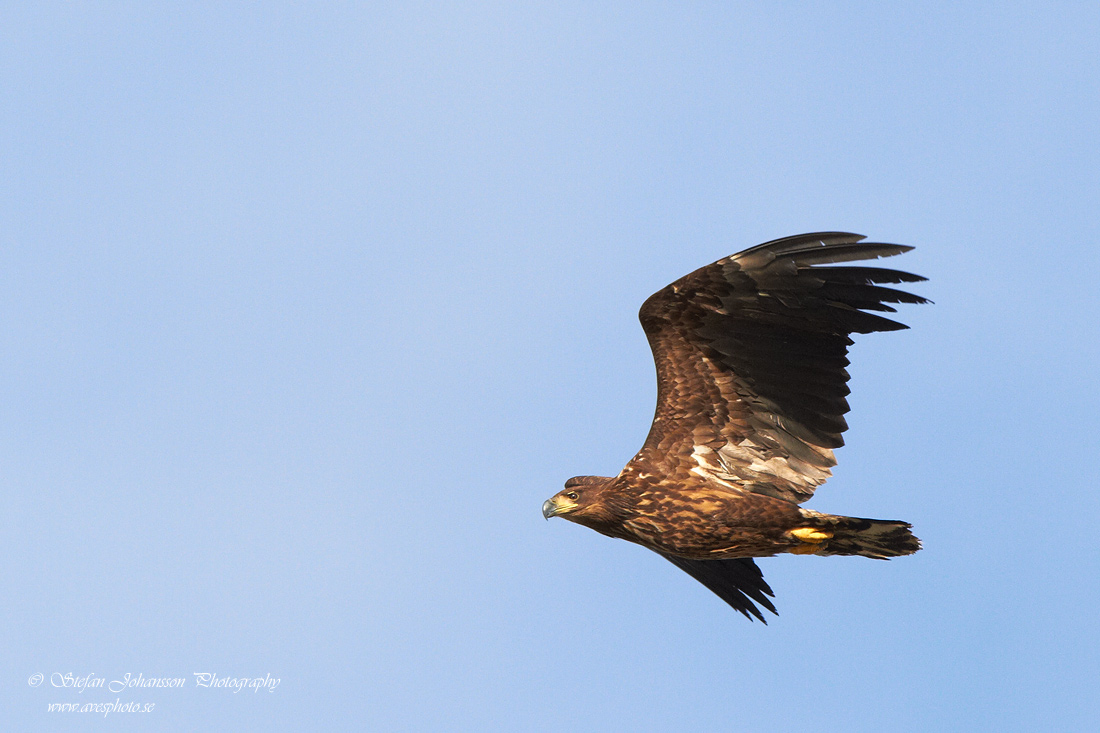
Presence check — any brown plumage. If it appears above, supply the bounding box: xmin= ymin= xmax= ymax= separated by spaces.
xmin=543 ymin=232 xmax=927 ymax=622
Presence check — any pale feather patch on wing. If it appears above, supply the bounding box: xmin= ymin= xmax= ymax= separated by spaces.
xmin=688 ymin=444 xmax=741 ymax=490
xmin=689 ymin=436 xmax=833 ymax=503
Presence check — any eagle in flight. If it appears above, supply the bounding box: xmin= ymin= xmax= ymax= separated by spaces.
xmin=543 ymin=232 xmax=927 ymax=622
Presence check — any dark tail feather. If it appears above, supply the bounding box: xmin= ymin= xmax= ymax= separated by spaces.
xmin=815 ymin=515 xmax=921 ymax=559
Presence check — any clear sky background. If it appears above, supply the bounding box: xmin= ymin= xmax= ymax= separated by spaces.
xmin=4 ymin=3 xmax=1099 ymax=731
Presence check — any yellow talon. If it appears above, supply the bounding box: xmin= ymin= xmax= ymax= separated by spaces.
xmin=789 ymin=527 xmax=833 ymax=543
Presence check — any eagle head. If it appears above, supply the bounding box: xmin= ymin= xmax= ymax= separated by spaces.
xmin=542 ymin=475 xmax=619 ymax=528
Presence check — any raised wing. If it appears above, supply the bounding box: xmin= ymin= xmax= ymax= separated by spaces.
xmin=659 ymin=554 xmax=777 ymax=622
xmin=633 ymin=232 xmax=927 ymax=504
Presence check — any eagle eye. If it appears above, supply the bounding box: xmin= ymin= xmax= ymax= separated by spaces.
xmin=565 ymin=491 xmax=579 ymax=501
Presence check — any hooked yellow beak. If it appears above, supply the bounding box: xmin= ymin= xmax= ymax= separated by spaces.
xmin=542 ymin=495 xmax=577 ymax=519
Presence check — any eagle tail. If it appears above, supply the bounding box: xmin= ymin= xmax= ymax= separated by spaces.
xmin=799 ymin=513 xmax=921 ymax=558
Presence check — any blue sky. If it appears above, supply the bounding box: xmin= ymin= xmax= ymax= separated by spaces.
xmin=4 ymin=3 xmax=1099 ymax=731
